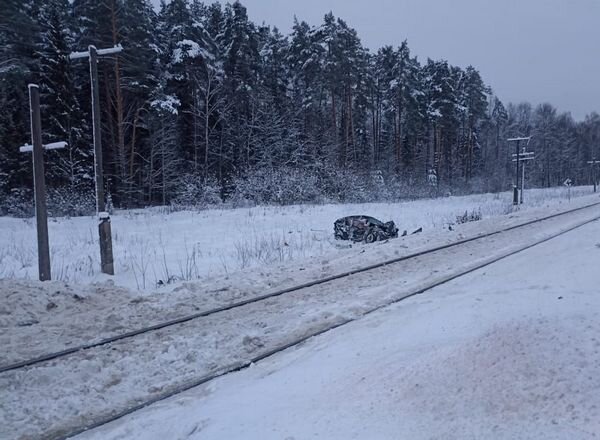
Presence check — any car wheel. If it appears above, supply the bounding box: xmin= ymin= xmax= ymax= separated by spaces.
xmin=365 ymin=230 xmax=377 ymax=243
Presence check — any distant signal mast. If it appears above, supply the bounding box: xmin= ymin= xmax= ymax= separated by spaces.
xmin=507 ymin=137 xmax=533 ymax=205
xmin=587 ymin=158 xmax=600 ymax=193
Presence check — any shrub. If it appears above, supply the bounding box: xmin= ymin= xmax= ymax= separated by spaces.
xmin=231 ymin=167 xmax=323 ymax=206
xmin=171 ymin=173 xmax=222 ymax=209
xmin=0 ymin=186 xmax=95 ymax=218
xmin=455 ymin=209 xmax=483 ymax=224
xmin=0 ymin=188 xmax=34 ymax=217
xmin=47 ymin=187 xmax=96 ymax=217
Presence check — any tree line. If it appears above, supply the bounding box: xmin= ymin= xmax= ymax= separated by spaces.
xmin=1 ymin=0 xmax=599 ymax=213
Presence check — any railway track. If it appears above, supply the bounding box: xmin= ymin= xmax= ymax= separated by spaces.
xmin=3 ymin=200 xmax=600 ymax=376
xmin=3 ymin=200 xmax=600 ymax=440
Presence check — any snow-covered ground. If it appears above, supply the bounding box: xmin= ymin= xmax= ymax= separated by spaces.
xmin=0 ymin=186 xmax=593 ymax=291
xmin=1 ymin=193 xmax=599 ymax=440
xmin=2 ymin=190 xmax=599 ymax=368
xmin=73 ymin=209 xmax=600 ymax=440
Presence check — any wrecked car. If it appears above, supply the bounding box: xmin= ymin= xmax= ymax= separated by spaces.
xmin=334 ymin=215 xmax=399 ymax=243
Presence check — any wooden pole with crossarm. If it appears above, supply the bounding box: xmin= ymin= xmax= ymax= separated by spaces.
xmin=69 ymin=44 xmax=122 ymax=275
xmin=20 ymin=84 xmax=67 ymax=281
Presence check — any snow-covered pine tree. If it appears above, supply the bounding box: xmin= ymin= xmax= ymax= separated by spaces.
xmin=218 ymin=1 xmax=260 ymax=179
xmin=111 ymin=0 xmax=159 ymax=205
xmin=456 ymin=66 xmax=489 ymax=183
xmin=0 ymin=0 xmax=40 ymax=198
xmin=158 ymin=0 xmax=211 ymax=169
xmin=287 ymin=18 xmax=328 ymax=166
xmin=36 ymin=0 xmax=92 ymax=192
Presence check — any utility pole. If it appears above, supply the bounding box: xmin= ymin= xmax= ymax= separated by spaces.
xmin=19 ymin=84 xmax=67 ymax=281
xmin=69 ymin=44 xmax=122 ymax=275
xmin=522 ymin=149 xmax=526 ymax=203
xmin=511 ymin=146 xmax=535 ymax=204
xmin=587 ymin=159 xmax=600 ymax=193
xmin=507 ymin=137 xmax=532 ymax=205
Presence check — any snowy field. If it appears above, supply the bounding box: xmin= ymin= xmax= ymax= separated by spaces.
xmin=72 ymin=198 xmax=600 ymax=440
xmin=2 ymin=189 xmax=600 ymax=439
xmin=0 ymin=186 xmax=594 ymax=291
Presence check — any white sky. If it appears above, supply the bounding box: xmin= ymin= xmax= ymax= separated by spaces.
xmin=156 ymin=0 xmax=600 ymax=120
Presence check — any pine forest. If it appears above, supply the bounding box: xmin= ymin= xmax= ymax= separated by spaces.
xmin=1 ymin=0 xmax=599 ymax=214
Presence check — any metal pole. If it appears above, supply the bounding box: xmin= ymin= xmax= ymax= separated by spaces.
xmin=587 ymin=160 xmax=598 ymax=193
xmin=89 ymin=45 xmax=114 ymax=275
xmin=514 ymin=140 xmax=520 ymax=205
xmin=521 ymin=147 xmax=525 ymax=204
xmin=28 ymin=85 xmax=51 ymax=281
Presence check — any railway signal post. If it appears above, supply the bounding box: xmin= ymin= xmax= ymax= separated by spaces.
xmin=19 ymin=84 xmax=67 ymax=281
xmin=69 ymin=44 xmax=122 ymax=275
xmin=508 ymin=137 xmax=532 ymax=205
xmin=564 ymin=178 xmax=573 ymax=201
xmin=587 ymin=159 xmax=600 ymax=192
xmin=511 ymin=146 xmax=535 ymax=204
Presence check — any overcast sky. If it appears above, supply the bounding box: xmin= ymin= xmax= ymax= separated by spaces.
xmin=158 ymin=0 xmax=600 ymax=120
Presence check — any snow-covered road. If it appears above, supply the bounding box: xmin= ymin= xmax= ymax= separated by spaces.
xmin=1 ymin=199 xmax=599 ymax=439
xmin=74 ymin=210 xmax=600 ymax=440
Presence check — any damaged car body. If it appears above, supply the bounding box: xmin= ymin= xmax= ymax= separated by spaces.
xmin=334 ymin=216 xmax=399 ymax=243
